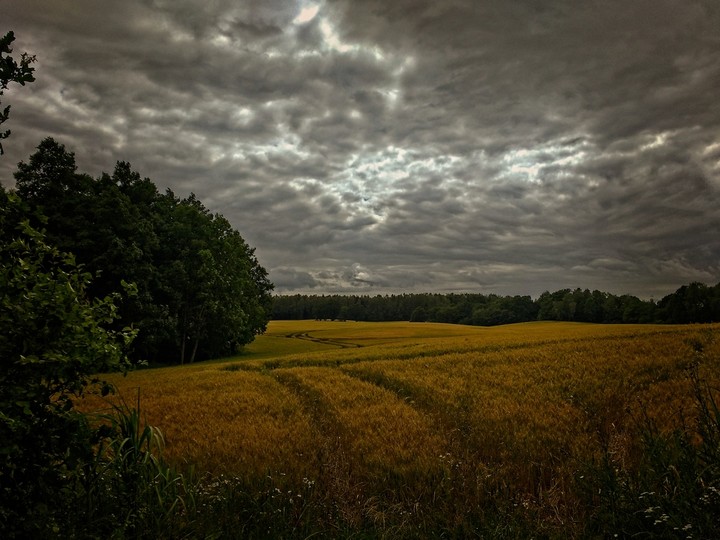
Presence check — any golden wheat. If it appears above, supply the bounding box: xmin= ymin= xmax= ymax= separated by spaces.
xmin=81 ymin=320 xmax=720 ymax=493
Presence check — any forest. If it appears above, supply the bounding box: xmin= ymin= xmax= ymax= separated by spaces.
xmin=272 ymin=282 xmax=720 ymax=325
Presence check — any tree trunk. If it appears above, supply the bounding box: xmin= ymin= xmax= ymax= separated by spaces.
xmin=180 ymin=309 xmax=187 ymax=365
xmin=180 ymin=332 xmax=186 ymax=365
xmin=190 ymin=336 xmax=199 ymax=364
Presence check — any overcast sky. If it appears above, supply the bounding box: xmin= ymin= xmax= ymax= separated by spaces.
xmin=2 ymin=0 xmax=719 ymax=299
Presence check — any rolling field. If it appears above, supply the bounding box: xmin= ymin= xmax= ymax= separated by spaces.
xmin=80 ymin=320 xmax=720 ymax=536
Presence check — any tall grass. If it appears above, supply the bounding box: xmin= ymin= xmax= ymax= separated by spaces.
xmin=580 ymin=338 xmax=720 ymax=539
xmin=71 ymin=395 xmax=200 ymax=538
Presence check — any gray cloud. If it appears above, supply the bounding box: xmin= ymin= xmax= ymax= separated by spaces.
xmin=1 ymin=0 xmax=719 ymax=299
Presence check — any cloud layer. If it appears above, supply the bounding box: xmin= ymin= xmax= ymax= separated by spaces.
xmin=2 ymin=0 xmax=719 ymax=298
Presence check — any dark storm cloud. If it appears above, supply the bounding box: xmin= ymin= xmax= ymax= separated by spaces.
xmin=1 ymin=0 xmax=719 ymax=298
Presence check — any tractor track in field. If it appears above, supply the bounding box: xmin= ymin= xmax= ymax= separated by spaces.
xmin=285 ymin=332 xmax=363 ymax=349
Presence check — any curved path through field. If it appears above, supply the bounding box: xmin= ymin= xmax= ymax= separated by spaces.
xmin=285 ymin=331 xmax=363 ymax=349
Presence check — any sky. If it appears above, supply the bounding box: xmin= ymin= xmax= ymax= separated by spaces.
xmin=1 ymin=0 xmax=719 ymax=299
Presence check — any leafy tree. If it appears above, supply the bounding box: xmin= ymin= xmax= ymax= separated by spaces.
xmin=154 ymin=192 xmax=273 ymax=363
xmin=585 ymin=290 xmax=606 ymax=323
xmin=0 ymin=191 xmax=133 ymax=535
xmin=0 ymin=31 xmax=35 ymax=155
xmin=659 ymin=282 xmax=717 ymax=323
xmin=14 ymin=137 xmax=88 ymax=201
xmin=13 ymin=139 xmax=274 ymax=364
xmin=536 ymin=289 xmax=571 ymax=320
xmin=410 ymin=306 xmax=428 ymax=322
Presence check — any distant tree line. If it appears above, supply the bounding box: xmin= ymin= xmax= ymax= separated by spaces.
xmin=4 ymin=137 xmax=273 ymax=364
xmin=272 ymin=282 xmax=720 ymax=325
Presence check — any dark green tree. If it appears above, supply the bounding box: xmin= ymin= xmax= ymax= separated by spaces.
xmin=0 ymin=31 xmax=35 ymax=155
xmin=659 ymin=282 xmax=716 ymax=323
xmin=14 ymin=137 xmax=85 ymax=201
xmin=0 ymin=191 xmax=133 ymax=536
xmin=410 ymin=306 xmax=428 ymax=322
xmin=154 ymin=192 xmax=273 ymax=363
xmin=13 ymin=139 xmax=274 ymax=364
xmin=15 ymin=141 xmax=160 ymax=356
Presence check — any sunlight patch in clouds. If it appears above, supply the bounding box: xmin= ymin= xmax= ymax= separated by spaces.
xmin=639 ymin=131 xmax=670 ymax=151
xmin=331 ymin=147 xmax=466 ymax=223
xmin=314 ymin=9 xmax=387 ymax=63
xmin=228 ymin=132 xmax=310 ymax=162
xmin=319 ymin=18 xmax=353 ymax=54
xmin=501 ymin=140 xmax=589 ymax=183
xmin=294 ymin=4 xmax=320 ymax=25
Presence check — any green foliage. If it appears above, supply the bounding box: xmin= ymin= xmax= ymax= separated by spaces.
xmin=0 ymin=191 xmax=133 ymax=536
xmin=0 ymin=31 xmax=35 ymax=155
xmin=0 ymin=190 xmax=201 ymax=536
xmin=658 ymin=282 xmax=720 ymax=323
xmin=13 ymin=138 xmax=273 ymax=364
xmin=74 ymin=398 xmax=200 ymax=538
xmin=147 ymin=190 xmax=273 ymax=363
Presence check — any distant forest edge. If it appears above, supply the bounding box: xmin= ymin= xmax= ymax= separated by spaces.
xmin=272 ymin=282 xmax=720 ymax=325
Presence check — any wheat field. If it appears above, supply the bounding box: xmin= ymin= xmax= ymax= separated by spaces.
xmin=79 ymin=320 xmax=720 ymax=532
